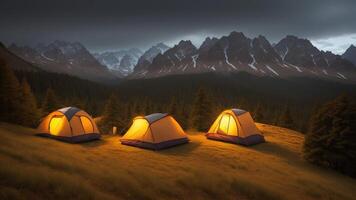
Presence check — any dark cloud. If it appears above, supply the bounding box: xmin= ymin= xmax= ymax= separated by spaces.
xmin=0 ymin=0 xmax=355 ymax=52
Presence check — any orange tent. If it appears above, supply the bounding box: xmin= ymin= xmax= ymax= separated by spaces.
xmin=206 ymin=109 xmax=264 ymax=145
xmin=37 ymin=107 xmax=100 ymax=143
xmin=121 ymin=113 xmax=188 ymax=150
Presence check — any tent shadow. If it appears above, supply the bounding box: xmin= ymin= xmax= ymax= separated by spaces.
xmin=35 ymin=134 xmax=106 ymax=147
xmin=79 ymin=139 xmax=108 ymax=148
xmin=158 ymin=140 xmax=201 ymax=156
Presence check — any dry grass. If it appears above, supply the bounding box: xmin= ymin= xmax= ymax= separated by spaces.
xmin=0 ymin=122 xmax=356 ymax=200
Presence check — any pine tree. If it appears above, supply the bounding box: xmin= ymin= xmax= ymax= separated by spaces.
xmin=18 ymin=79 xmax=39 ymax=127
xmin=253 ymin=103 xmax=264 ymax=122
xmin=0 ymin=59 xmax=22 ymax=123
xmin=177 ymin=103 xmax=188 ymax=129
xmin=279 ymin=105 xmax=295 ymax=129
xmin=126 ymin=103 xmax=133 ymax=119
xmin=304 ymin=95 xmax=356 ymax=177
xmin=71 ymin=97 xmax=86 ymax=110
xmin=190 ymin=88 xmax=213 ymax=131
xmin=100 ymin=93 xmax=123 ymax=134
xmin=168 ymin=97 xmax=178 ymax=117
xmin=140 ymin=98 xmax=149 ymax=115
xmin=145 ymin=100 xmax=153 ymax=114
xmin=42 ymin=87 xmax=60 ymax=115
xmin=132 ymin=100 xmax=143 ymax=116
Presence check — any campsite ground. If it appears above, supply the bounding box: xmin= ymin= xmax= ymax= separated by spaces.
xmin=0 ymin=123 xmax=356 ymax=200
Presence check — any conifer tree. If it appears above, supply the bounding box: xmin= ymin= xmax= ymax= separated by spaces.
xmin=132 ymin=100 xmax=143 ymax=116
xmin=0 ymin=59 xmax=22 ymax=123
xmin=126 ymin=103 xmax=133 ymax=119
xmin=253 ymin=103 xmax=264 ymax=122
xmin=190 ymin=87 xmax=213 ymax=131
xmin=169 ymin=97 xmax=187 ymax=127
xmin=141 ymin=98 xmax=152 ymax=115
xmin=279 ymin=105 xmax=295 ymax=129
xmin=168 ymin=97 xmax=178 ymax=117
xmin=100 ymin=93 xmax=123 ymax=134
xmin=71 ymin=97 xmax=86 ymax=110
xmin=144 ymin=100 xmax=153 ymax=115
xmin=42 ymin=87 xmax=60 ymax=115
xmin=18 ymin=79 xmax=39 ymax=127
xmin=304 ymin=95 xmax=356 ymax=177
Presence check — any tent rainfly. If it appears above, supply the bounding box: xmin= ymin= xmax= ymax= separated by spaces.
xmin=206 ymin=109 xmax=264 ymax=145
xmin=37 ymin=107 xmax=100 ymax=143
xmin=120 ymin=113 xmax=188 ymax=150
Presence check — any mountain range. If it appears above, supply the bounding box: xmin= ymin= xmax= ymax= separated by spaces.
xmin=2 ymin=31 xmax=356 ymax=84
xmin=130 ymin=32 xmax=356 ymax=83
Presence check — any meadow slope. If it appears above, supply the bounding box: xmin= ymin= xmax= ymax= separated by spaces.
xmin=0 ymin=123 xmax=356 ymax=200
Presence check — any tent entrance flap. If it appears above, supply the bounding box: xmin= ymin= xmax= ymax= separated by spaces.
xmin=49 ymin=116 xmax=65 ymax=135
xmin=217 ymin=114 xmax=238 ymax=136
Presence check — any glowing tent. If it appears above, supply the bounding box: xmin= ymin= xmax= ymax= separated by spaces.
xmin=206 ymin=109 xmax=264 ymax=145
xmin=121 ymin=113 xmax=188 ymax=150
xmin=37 ymin=107 xmax=100 ymax=143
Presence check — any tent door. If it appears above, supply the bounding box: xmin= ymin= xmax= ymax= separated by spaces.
xmin=49 ymin=116 xmax=65 ymax=135
xmin=217 ymin=114 xmax=238 ymax=136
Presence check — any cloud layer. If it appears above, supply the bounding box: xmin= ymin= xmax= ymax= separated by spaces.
xmin=1 ymin=0 xmax=355 ymax=53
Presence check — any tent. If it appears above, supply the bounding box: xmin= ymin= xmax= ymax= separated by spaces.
xmin=206 ymin=109 xmax=264 ymax=145
xmin=120 ymin=113 xmax=188 ymax=150
xmin=37 ymin=107 xmax=100 ymax=143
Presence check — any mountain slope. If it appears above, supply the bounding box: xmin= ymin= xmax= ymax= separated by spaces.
xmin=0 ymin=42 xmax=39 ymax=71
xmin=1 ymin=123 xmax=356 ymax=199
xmin=8 ymin=41 xmax=117 ymax=82
xmin=130 ymin=32 xmax=356 ymax=82
xmin=342 ymin=45 xmax=356 ymax=65
xmin=134 ymin=43 xmax=169 ymax=74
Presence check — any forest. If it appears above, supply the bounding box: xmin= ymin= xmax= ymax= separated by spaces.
xmin=1 ymin=57 xmax=354 ymax=134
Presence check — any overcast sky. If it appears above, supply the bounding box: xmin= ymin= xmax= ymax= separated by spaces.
xmin=1 ymin=0 xmax=355 ymax=54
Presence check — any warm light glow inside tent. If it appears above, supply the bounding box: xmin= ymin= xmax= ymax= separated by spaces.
xmin=217 ymin=114 xmax=238 ymax=135
xmin=123 ymin=118 xmax=150 ymax=140
xmin=49 ymin=116 xmax=65 ymax=135
xmin=206 ymin=109 xmax=264 ymax=145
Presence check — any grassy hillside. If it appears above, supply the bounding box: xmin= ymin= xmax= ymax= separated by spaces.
xmin=0 ymin=123 xmax=356 ymax=200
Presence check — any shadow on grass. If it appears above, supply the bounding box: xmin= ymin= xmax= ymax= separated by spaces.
xmin=78 ymin=139 xmax=108 ymax=148
xmin=158 ymin=140 xmax=201 ymax=156
xmin=34 ymin=134 xmax=108 ymax=147
xmin=251 ymin=141 xmax=299 ymax=161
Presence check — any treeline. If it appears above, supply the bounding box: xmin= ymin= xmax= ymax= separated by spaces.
xmin=98 ymin=87 xmax=315 ymax=134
